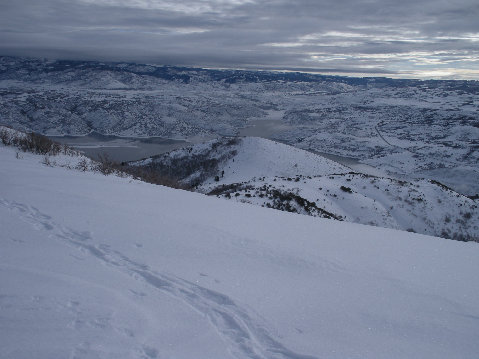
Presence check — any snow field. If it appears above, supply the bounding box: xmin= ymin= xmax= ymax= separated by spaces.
xmin=1 ymin=145 xmax=479 ymax=358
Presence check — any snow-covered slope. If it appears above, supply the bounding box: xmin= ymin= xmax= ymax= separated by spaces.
xmin=209 ymin=137 xmax=349 ymax=183
xmin=0 ymin=125 xmax=111 ymax=174
xmin=132 ymin=137 xmax=478 ymax=240
xmin=133 ymin=137 xmax=348 ymax=186
xmin=1 ymin=143 xmax=479 ymax=359
xmin=208 ymin=171 xmax=479 ymax=241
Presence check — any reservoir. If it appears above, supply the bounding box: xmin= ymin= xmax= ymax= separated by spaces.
xmin=49 ymin=133 xmax=189 ymax=162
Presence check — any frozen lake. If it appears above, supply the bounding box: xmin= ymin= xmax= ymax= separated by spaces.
xmin=238 ymin=110 xmax=291 ymax=138
xmin=49 ymin=133 xmax=189 ymax=162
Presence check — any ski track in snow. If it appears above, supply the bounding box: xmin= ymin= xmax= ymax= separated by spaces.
xmin=0 ymin=198 xmax=317 ymax=359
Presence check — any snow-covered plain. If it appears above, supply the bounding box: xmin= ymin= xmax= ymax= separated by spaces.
xmin=1 ymin=143 xmax=479 ymax=359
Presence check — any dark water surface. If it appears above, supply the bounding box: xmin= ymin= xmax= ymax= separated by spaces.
xmin=49 ymin=134 xmax=189 ymax=162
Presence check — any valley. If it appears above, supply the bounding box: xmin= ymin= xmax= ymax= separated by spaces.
xmin=1 ymin=57 xmax=478 ymax=196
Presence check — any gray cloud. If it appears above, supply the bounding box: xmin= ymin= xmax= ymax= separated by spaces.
xmin=0 ymin=0 xmax=478 ymax=79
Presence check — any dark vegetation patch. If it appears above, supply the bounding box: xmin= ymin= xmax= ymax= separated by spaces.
xmin=91 ymin=153 xmax=187 ymax=189
xmin=127 ymin=137 xmax=241 ymax=188
xmin=1 ymin=127 xmax=65 ymax=155
xmin=429 ymin=179 xmax=455 ymax=192
xmin=208 ymin=182 xmax=342 ymax=220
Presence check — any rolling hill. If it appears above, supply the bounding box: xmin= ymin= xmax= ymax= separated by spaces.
xmin=130 ymin=136 xmax=478 ymax=241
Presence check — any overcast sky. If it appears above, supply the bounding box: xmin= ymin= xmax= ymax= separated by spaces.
xmin=1 ymin=0 xmax=478 ymax=79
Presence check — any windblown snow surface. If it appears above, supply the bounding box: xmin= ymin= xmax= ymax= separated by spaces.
xmin=1 ymin=144 xmax=479 ymax=359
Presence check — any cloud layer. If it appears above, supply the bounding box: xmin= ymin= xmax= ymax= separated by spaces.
xmin=1 ymin=0 xmax=478 ymax=79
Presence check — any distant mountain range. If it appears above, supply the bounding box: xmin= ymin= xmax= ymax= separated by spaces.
xmin=3 ymin=56 xmax=478 ymax=88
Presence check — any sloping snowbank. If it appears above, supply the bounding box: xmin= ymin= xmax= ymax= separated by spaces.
xmin=212 ymin=137 xmax=349 ymax=184
xmin=1 ymin=145 xmax=479 ymax=359
xmin=132 ymin=136 xmax=349 ymax=187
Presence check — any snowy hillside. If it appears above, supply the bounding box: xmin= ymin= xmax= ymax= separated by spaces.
xmin=2 ymin=139 xmax=479 ymax=359
xmin=0 ymin=126 xmax=119 ymax=175
xmin=132 ymin=137 xmax=479 ymax=241
xmin=204 ymin=137 xmax=349 ymax=184
xmin=132 ymin=137 xmax=349 ymax=186
xmin=209 ymin=172 xmax=478 ymax=241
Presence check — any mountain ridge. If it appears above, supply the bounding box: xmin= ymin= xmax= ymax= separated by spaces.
xmin=128 ymin=136 xmax=478 ymax=241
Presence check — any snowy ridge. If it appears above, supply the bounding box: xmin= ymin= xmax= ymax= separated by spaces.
xmin=208 ymin=172 xmax=478 ymax=240
xmin=134 ymin=136 xmax=478 ymax=240
xmin=208 ymin=137 xmax=349 ymax=184
xmin=1 ymin=143 xmax=479 ymax=358
xmin=134 ymin=136 xmax=348 ymax=184
xmin=130 ymin=136 xmax=348 ymax=189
